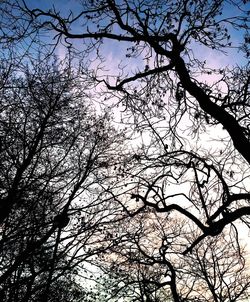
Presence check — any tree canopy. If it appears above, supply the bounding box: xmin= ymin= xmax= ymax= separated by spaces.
xmin=0 ymin=0 xmax=250 ymax=301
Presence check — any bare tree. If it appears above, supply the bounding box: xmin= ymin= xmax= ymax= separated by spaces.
xmin=0 ymin=0 xmax=250 ymax=301
xmin=0 ymin=54 xmax=127 ymax=301
xmin=7 ymin=0 xmax=248 ymax=248
xmin=92 ymin=211 xmax=250 ymax=301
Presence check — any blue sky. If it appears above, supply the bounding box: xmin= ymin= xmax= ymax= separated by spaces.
xmin=21 ymin=0 xmax=249 ymax=70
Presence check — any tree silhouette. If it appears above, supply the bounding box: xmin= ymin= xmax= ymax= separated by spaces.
xmin=0 ymin=0 xmax=250 ymax=300
xmin=0 ymin=54 xmax=126 ymax=301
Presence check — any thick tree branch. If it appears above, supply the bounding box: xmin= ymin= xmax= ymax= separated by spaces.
xmin=208 ymin=193 xmax=250 ymax=223
xmin=173 ymin=56 xmax=250 ymax=166
xmin=184 ymin=206 xmax=250 ymax=254
xmin=132 ymin=193 xmax=207 ymax=232
xmin=105 ymin=63 xmax=174 ymax=91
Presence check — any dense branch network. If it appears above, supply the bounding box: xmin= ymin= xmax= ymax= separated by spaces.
xmin=0 ymin=0 xmax=250 ymax=301
xmin=19 ymin=0 xmax=250 ymax=273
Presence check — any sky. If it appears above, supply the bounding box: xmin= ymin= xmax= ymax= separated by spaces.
xmin=22 ymin=0 xmax=249 ymax=60
xmin=3 ymin=0 xmax=250 ymax=298
xmin=17 ymin=1 xmax=249 ymax=179
xmin=20 ymin=0 xmax=250 ymax=238
xmin=19 ymin=0 xmax=250 ymax=181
